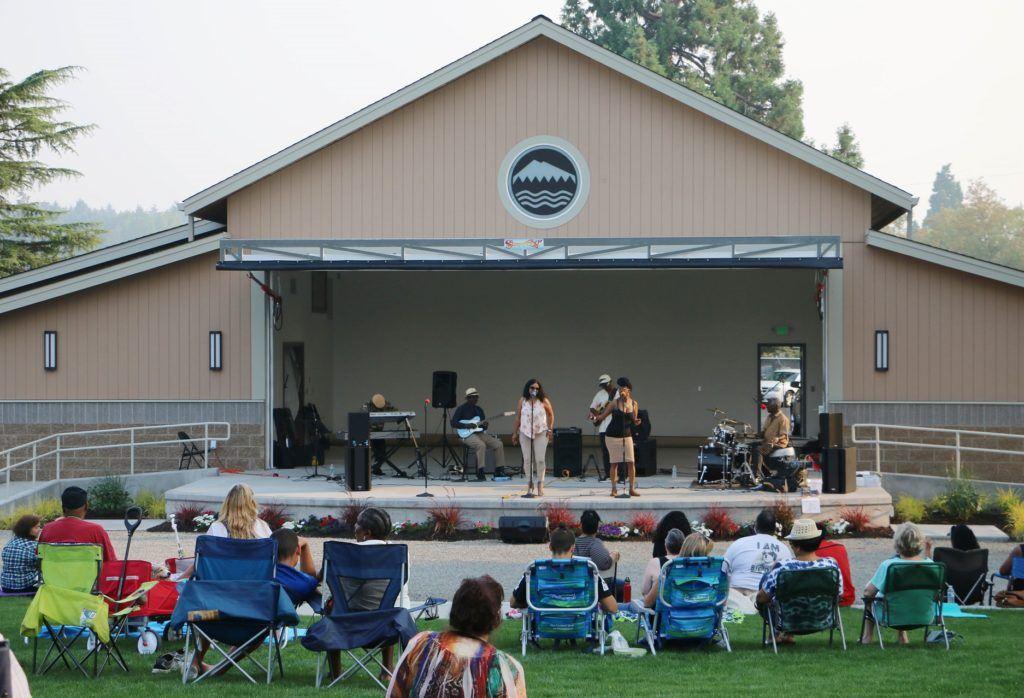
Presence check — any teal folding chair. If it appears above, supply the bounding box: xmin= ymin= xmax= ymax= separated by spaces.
xmin=860 ymin=562 xmax=949 ymax=649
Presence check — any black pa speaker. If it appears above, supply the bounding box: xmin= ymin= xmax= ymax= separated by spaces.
xmin=498 ymin=515 xmax=548 ymax=544
xmin=822 ymin=447 xmax=857 ymax=494
xmin=348 ymin=411 xmax=371 ymax=443
xmin=819 ymin=412 xmax=844 ymax=449
xmin=633 ymin=409 xmax=652 ymax=442
xmin=431 ymin=370 xmax=458 ymax=408
xmin=635 ymin=438 xmax=658 ymax=476
xmin=346 ymin=444 xmax=371 ymax=491
xmin=553 ymin=427 xmax=582 ymax=477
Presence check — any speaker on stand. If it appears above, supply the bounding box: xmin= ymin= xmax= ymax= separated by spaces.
xmin=346 ymin=411 xmax=371 ymax=492
xmin=428 ymin=370 xmax=462 ymax=473
xmin=822 ymin=446 xmax=857 ymax=494
xmin=819 ymin=412 xmax=845 ymax=449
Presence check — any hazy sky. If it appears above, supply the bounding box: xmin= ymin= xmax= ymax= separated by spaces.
xmin=5 ymin=0 xmax=1024 ymax=213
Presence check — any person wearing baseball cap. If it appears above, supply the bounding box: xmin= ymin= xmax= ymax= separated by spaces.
xmin=38 ymin=486 xmax=118 ymax=561
xmin=756 ymin=519 xmax=842 ymax=644
xmin=588 ymin=374 xmax=617 ymax=481
xmin=450 ymin=386 xmax=505 ymax=481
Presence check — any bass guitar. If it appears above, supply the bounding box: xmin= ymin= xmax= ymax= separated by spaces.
xmin=457 ymin=411 xmax=515 ymax=439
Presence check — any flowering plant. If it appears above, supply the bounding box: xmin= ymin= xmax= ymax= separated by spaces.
xmin=474 ymin=521 xmax=492 ymax=535
xmin=690 ymin=521 xmax=713 ymax=539
xmin=392 ymin=520 xmax=430 ymax=536
xmin=598 ymin=522 xmax=631 ymax=540
xmin=280 ymin=520 xmax=297 ymax=530
xmin=294 ymin=515 xmax=345 ymax=536
xmin=193 ymin=513 xmax=215 ymax=532
xmin=826 ymin=519 xmax=850 ymax=536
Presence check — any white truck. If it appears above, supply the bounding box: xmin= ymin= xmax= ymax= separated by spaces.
xmin=760 ymin=369 xmax=801 ymax=406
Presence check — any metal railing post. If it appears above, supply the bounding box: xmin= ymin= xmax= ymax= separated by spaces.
xmin=5 ymin=452 xmax=9 ymax=485
xmin=130 ymin=429 xmax=135 ymax=475
xmin=32 ymin=443 xmax=37 ymax=482
xmin=55 ymin=436 xmax=61 ymax=480
xmin=203 ymin=423 xmax=209 ymax=469
xmin=955 ymin=431 xmax=962 ymax=479
xmin=874 ymin=425 xmax=881 ymax=473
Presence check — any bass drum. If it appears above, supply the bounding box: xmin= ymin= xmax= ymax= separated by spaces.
xmin=696 ymin=445 xmax=730 ymax=484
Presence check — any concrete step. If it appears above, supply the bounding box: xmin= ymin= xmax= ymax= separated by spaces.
xmin=918 ymin=523 xmax=1009 ymax=542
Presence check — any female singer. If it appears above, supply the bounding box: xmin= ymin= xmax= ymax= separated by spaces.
xmin=511 ymin=378 xmax=555 ymax=497
xmin=593 ymin=377 xmax=641 ymax=497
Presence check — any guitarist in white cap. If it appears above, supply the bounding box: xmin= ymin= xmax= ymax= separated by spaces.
xmin=588 ymin=374 xmax=617 ymax=481
xmin=451 ymin=387 xmax=506 ymax=481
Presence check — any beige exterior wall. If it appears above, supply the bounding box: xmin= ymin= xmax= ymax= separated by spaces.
xmin=226 ymin=37 xmax=870 ymax=242
xmin=0 ymin=252 xmax=252 ymax=400
xmin=843 ymin=242 xmax=1024 ymax=401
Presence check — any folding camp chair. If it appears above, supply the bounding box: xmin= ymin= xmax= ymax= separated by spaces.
xmin=760 ymin=565 xmax=846 ymax=653
xmin=933 ymin=547 xmax=989 ymax=606
xmin=178 ymin=431 xmax=206 ymax=470
xmin=635 ymin=556 xmax=730 ymax=655
xmin=301 ymin=541 xmax=418 ymax=690
xmin=521 ymin=557 xmax=606 ymax=657
xmin=860 ymin=562 xmax=949 ymax=649
xmin=169 ymin=536 xmax=298 ymax=684
xmin=989 ymin=553 xmax=1024 ymax=604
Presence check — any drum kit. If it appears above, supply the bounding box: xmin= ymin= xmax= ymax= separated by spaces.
xmin=695 ymin=408 xmax=804 ymax=490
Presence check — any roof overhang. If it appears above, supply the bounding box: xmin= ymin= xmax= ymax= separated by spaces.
xmin=181 ymin=16 xmax=916 ymax=225
xmin=218 ymin=235 xmax=842 ymax=271
xmin=866 ymin=230 xmax=1024 ymax=289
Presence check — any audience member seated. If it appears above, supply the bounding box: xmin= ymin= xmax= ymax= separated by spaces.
xmin=38 ymin=486 xmax=117 ymax=561
xmin=511 ymin=526 xmax=618 ymax=615
xmin=651 ymin=510 xmax=691 ymax=559
xmin=723 ymin=508 xmax=792 ymax=599
xmin=271 ymin=528 xmax=319 ymax=607
xmin=757 ymin=519 xmax=842 ymax=645
xmin=998 ymin=542 xmax=1024 ymax=591
xmin=353 ymin=507 xmax=410 ymax=608
xmin=389 ymin=575 xmax=525 ymax=697
xmin=860 ymin=522 xmax=932 ymax=645
xmin=643 ymin=531 xmax=713 ymax=608
xmin=207 ymin=483 xmax=272 ymax=539
xmin=816 ymin=537 xmax=855 ymax=607
xmin=640 ymin=528 xmax=683 ymax=600
xmin=949 ymin=523 xmax=980 ymax=552
xmin=1 ymin=514 xmax=41 ymax=594
xmin=575 ymin=510 xmax=621 ymax=592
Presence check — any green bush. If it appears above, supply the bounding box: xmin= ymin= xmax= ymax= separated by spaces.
xmin=1005 ymin=500 xmax=1024 ymax=541
xmin=87 ymin=476 xmax=133 ymax=518
xmin=993 ymin=488 xmax=1023 ymax=514
xmin=0 ymin=498 xmax=63 ymax=529
xmin=941 ymin=477 xmax=984 ymax=523
xmin=893 ymin=495 xmax=926 ymax=523
xmin=134 ymin=490 xmax=165 ymax=518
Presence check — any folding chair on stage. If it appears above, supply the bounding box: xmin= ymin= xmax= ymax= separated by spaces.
xmin=169 ymin=536 xmax=298 ymax=684
xmin=761 ymin=565 xmax=846 ymax=653
xmin=301 ymin=541 xmax=419 ymax=690
xmin=520 ymin=557 xmax=607 ymax=657
xmin=860 ymin=562 xmax=949 ymax=649
xmin=178 ymin=431 xmax=206 ymax=470
xmin=933 ymin=547 xmax=990 ymax=606
xmin=636 ymin=556 xmax=730 ymax=655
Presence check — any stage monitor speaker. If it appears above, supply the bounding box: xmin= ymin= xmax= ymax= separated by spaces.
xmin=633 ymin=410 xmax=652 ymax=442
xmin=822 ymin=447 xmax=857 ymax=494
xmin=431 ymin=370 xmax=458 ymax=408
xmin=346 ymin=445 xmax=371 ymax=491
xmin=635 ymin=438 xmax=658 ymax=476
xmin=819 ymin=412 xmax=845 ymax=449
xmin=348 ymin=411 xmax=371 ymax=443
xmin=498 ymin=515 xmax=548 ymax=544
xmin=553 ymin=427 xmax=582 ymax=477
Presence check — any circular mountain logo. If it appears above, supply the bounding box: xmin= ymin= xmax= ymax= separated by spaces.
xmin=499 ymin=137 xmax=589 ymax=229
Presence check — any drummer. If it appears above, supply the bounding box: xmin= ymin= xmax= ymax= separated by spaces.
xmin=756 ymin=396 xmax=790 ymax=470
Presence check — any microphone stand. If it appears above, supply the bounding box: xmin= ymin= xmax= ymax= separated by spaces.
xmin=522 ymin=398 xmax=536 ymax=499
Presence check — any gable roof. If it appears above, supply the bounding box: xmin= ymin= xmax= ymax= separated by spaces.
xmin=181 ymin=15 xmax=917 ymax=229
xmin=865 ymin=230 xmax=1024 ymax=290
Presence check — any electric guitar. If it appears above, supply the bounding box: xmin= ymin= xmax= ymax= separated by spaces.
xmin=457 ymin=411 xmax=515 ymax=439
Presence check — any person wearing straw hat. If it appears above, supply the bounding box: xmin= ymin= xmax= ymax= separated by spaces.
xmin=451 ymin=387 xmax=505 ymax=481
xmin=588 ymin=374 xmax=618 ymax=482
xmin=756 ymin=519 xmax=842 ymax=644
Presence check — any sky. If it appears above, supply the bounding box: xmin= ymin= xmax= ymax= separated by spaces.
xmin=5 ymin=0 xmax=1024 ymax=213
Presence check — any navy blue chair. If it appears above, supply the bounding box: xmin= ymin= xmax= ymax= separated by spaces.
xmin=990 ymin=553 xmax=1024 ymax=604
xmin=170 ymin=535 xmax=298 ymax=685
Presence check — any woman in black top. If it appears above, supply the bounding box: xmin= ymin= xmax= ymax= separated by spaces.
xmin=592 ymin=377 xmax=641 ymax=498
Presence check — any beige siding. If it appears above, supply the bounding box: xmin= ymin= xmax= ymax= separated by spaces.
xmin=0 ymin=253 xmax=251 ymax=400
xmin=227 ymin=37 xmax=870 ymax=241
xmin=843 ymin=242 xmax=1024 ymax=401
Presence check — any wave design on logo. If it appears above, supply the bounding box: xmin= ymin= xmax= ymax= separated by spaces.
xmin=514 ymin=188 xmax=574 ymax=211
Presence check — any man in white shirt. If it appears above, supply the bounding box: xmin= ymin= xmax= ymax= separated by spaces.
xmin=722 ymin=509 xmax=793 ymax=597
xmin=588 ymin=374 xmax=617 ymax=481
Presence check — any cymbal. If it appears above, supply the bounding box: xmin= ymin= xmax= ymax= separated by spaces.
xmin=721 ymin=418 xmax=741 ymax=425
xmin=706 ymin=407 xmax=726 ymax=414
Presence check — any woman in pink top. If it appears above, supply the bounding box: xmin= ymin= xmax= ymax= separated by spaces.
xmin=511 ymin=378 xmax=555 ymax=497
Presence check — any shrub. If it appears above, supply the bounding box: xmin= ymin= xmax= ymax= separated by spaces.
xmin=296 ymin=514 xmax=344 ymax=536
xmin=993 ymin=488 xmax=1023 ymax=514
xmin=1005 ymin=500 xmax=1024 ymax=541
xmin=942 ymin=477 xmax=984 ymax=523
xmin=769 ymin=499 xmax=795 ymax=536
xmin=341 ymin=499 xmax=368 ymax=528
xmin=426 ymin=500 xmax=466 ymax=539
xmin=87 ymin=476 xmax=133 ymax=518
xmin=925 ymin=495 xmax=947 ymax=519
xmin=839 ymin=506 xmax=871 ymax=533
xmin=135 ymin=490 xmax=165 ymax=518
xmin=702 ymin=506 xmax=739 ymax=539
xmin=172 ymin=504 xmax=215 ymax=532
xmin=540 ymin=500 xmax=579 ymax=531
xmin=259 ymin=504 xmax=290 ymax=531
xmin=0 ymin=498 xmax=63 ymax=529
xmin=893 ymin=496 xmax=926 ymax=523
xmin=630 ymin=512 xmax=658 ymax=539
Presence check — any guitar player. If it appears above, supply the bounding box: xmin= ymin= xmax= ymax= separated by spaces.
xmin=451 ymin=387 xmax=506 ymax=481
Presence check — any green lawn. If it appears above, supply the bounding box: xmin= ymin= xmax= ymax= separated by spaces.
xmin=2 ymin=599 xmax=1021 ymax=697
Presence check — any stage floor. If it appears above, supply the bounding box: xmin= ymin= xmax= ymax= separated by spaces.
xmin=166 ymin=468 xmax=893 ymax=528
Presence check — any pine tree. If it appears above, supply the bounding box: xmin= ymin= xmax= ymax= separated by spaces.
xmin=0 ymin=67 xmax=101 ymax=277
xmin=923 ymin=163 xmax=964 ymax=225
xmin=823 ymin=123 xmax=864 ymax=169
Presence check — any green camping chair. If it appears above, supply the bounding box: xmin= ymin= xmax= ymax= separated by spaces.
xmin=762 ymin=565 xmax=846 ymax=653
xmin=860 ymin=562 xmax=949 ymax=650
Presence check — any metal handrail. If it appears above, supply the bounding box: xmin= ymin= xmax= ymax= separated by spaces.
xmin=850 ymin=423 xmax=1024 ymax=478
xmin=0 ymin=421 xmax=231 ymax=483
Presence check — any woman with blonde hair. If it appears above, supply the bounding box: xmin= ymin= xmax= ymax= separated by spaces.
xmin=642 ymin=529 xmax=716 ymax=608
xmin=207 ymin=483 xmax=272 ymax=539
xmin=860 ymin=522 xmax=933 ymax=644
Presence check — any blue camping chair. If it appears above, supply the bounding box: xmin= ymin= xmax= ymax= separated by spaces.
xmin=989 ymin=553 xmax=1024 ymax=604
xmin=636 ymin=556 xmax=731 ymax=655
xmin=301 ymin=541 xmax=419 ymax=691
xmin=520 ymin=557 xmax=606 ymax=656
xmin=169 ymin=536 xmax=298 ymax=685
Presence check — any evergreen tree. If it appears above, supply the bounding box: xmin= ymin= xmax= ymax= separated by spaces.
xmin=923 ymin=163 xmax=964 ymax=225
xmin=0 ymin=67 xmax=101 ymax=277
xmin=823 ymin=123 xmax=864 ymax=169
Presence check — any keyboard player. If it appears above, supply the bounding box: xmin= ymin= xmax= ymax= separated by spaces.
xmin=450 ymin=387 xmax=505 ymax=481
